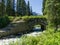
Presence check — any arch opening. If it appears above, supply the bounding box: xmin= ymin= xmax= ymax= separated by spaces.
xmin=32 ymin=24 xmax=45 ymax=32
xmin=33 ymin=24 xmax=41 ymax=31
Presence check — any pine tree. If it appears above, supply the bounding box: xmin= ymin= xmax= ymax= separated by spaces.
xmin=17 ymin=0 xmax=21 ymax=15
xmin=26 ymin=1 xmax=30 ymax=16
xmin=30 ymin=6 xmax=33 ymax=15
xmin=0 ymin=0 xmax=5 ymax=16
xmin=17 ymin=0 xmax=26 ymax=16
xmin=11 ymin=0 xmax=15 ymax=16
xmin=6 ymin=0 xmax=12 ymax=16
xmin=21 ymin=0 xmax=26 ymax=16
xmin=42 ymin=0 xmax=46 ymax=15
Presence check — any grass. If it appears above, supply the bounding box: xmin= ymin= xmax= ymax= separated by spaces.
xmin=21 ymin=15 xmax=46 ymax=21
xmin=8 ymin=15 xmax=47 ymax=21
xmin=9 ymin=29 xmax=60 ymax=45
xmin=8 ymin=16 xmax=22 ymax=21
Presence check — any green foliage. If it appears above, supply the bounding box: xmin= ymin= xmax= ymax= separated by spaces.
xmin=9 ymin=29 xmax=60 ymax=45
xmin=43 ymin=0 xmax=60 ymax=31
xmin=26 ymin=1 xmax=31 ymax=15
xmin=0 ymin=0 xmax=5 ymax=16
xmin=0 ymin=16 xmax=10 ymax=28
xmin=17 ymin=0 xmax=27 ymax=16
xmin=34 ymin=24 xmax=41 ymax=27
xmin=8 ymin=16 xmax=15 ymax=21
xmin=8 ymin=16 xmax=23 ymax=22
xmin=16 ymin=0 xmax=33 ymax=16
xmin=6 ymin=0 xmax=13 ymax=16
xmin=22 ymin=16 xmax=46 ymax=21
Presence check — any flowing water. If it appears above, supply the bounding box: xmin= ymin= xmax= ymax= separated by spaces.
xmin=0 ymin=26 xmax=42 ymax=45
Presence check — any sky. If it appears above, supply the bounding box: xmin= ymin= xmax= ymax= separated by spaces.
xmin=25 ymin=0 xmax=43 ymax=15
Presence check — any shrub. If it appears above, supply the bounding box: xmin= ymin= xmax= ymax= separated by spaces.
xmin=8 ymin=16 xmax=15 ymax=21
xmin=0 ymin=16 xmax=10 ymax=28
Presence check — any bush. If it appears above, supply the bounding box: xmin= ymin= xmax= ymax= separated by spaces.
xmin=0 ymin=16 xmax=10 ymax=28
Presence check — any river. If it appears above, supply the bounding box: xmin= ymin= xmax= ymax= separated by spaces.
xmin=0 ymin=27 xmax=42 ymax=45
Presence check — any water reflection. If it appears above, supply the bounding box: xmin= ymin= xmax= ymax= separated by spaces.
xmin=33 ymin=26 xmax=41 ymax=32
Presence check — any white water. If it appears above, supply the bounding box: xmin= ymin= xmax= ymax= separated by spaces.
xmin=0 ymin=31 xmax=42 ymax=45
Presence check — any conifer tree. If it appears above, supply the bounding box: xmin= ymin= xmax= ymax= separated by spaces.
xmin=6 ymin=0 xmax=12 ymax=16
xmin=21 ymin=0 xmax=26 ymax=16
xmin=30 ymin=6 xmax=33 ymax=15
xmin=11 ymin=0 xmax=15 ymax=16
xmin=17 ymin=0 xmax=21 ymax=15
xmin=43 ymin=0 xmax=46 ymax=15
xmin=26 ymin=1 xmax=30 ymax=16
xmin=0 ymin=0 xmax=5 ymax=16
xmin=17 ymin=0 xmax=26 ymax=16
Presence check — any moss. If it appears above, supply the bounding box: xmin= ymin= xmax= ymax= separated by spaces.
xmin=21 ymin=16 xmax=47 ymax=21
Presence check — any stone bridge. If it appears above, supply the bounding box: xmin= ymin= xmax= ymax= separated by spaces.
xmin=25 ymin=18 xmax=47 ymax=30
xmin=0 ymin=17 xmax=47 ymax=38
